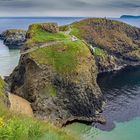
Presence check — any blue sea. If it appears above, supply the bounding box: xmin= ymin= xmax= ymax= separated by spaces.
xmin=0 ymin=17 xmax=140 ymax=140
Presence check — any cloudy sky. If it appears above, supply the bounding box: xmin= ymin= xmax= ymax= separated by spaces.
xmin=0 ymin=0 xmax=140 ymax=17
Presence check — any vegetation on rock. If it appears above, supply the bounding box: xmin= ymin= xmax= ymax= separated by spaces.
xmin=0 ymin=103 xmax=77 ymax=140
xmin=30 ymin=40 xmax=89 ymax=74
xmin=0 ymin=77 xmax=5 ymax=96
xmin=0 ymin=76 xmax=77 ymax=140
xmin=0 ymin=29 xmax=26 ymax=48
xmin=7 ymin=22 xmax=104 ymax=126
xmin=69 ymin=18 xmax=140 ymax=72
xmin=70 ymin=18 xmax=140 ymax=54
xmin=59 ymin=25 xmax=70 ymax=32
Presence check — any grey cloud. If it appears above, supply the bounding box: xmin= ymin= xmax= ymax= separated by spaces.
xmin=108 ymin=0 xmax=140 ymax=8
xmin=0 ymin=0 xmax=139 ymax=16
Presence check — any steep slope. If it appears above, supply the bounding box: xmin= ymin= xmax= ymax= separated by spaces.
xmin=70 ymin=18 xmax=140 ymax=72
xmin=7 ymin=18 xmax=140 ymax=126
xmin=0 ymin=77 xmax=78 ymax=140
xmin=7 ymin=23 xmax=104 ymax=126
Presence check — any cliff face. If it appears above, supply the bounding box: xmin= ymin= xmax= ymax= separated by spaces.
xmin=7 ymin=23 xmax=104 ymax=126
xmin=7 ymin=18 xmax=140 ymax=126
xmin=70 ymin=18 xmax=140 ymax=72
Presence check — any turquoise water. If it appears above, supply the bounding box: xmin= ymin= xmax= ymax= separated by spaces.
xmin=67 ymin=117 xmax=140 ymax=140
xmin=0 ymin=41 xmax=20 ymax=76
xmin=66 ymin=66 xmax=140 ymax=140
xmin=0 ymin=17 xmax=140 ymax=140
xmin=0 ymin=17 xmax=84 ymax=76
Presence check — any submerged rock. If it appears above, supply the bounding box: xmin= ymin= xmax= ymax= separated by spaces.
xmin=0 ymin=29 xmax=26 ymax=48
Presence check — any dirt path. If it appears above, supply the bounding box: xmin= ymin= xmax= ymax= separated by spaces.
xmin=9 ymin=93 xmax=33 ymax=117
xmin=20 ymin=27 xmax=73 ymax=55
xmin=20 ymin=41 xmax=63 ymax=55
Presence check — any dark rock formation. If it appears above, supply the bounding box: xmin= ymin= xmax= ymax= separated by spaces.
xmin=6 ymin=18 xmax=140 ymax=126
xmin=0 ymin=29 xmax=26 ymax=48
xmin=41 ymin=23 xmax=59 ymax=33
xmin=6 ymin=54 xmax=105 ymax=126
xmin=6 ymin=22 xmax=105 ymax=126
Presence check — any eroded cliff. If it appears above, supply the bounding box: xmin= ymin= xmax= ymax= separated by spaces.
xmin=6 ymin=22 xmax=104 ymax=126
xmin=6 ymin=18 xmax=140 ymax=126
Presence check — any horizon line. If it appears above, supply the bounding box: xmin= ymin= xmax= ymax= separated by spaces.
xmin=0 ymin=16 xmax=120 ymax=18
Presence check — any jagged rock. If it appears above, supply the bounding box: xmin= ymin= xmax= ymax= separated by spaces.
xmin=41 ymin=23 xmax=59 ymax=33
xmin=0 ymin=29 xmax=26 ymax=48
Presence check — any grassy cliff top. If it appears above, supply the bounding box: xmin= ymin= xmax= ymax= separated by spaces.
xmin=26 ymin=23 xmax=91 ymax=75
xmin=30 ymin=40 xmax=90 ymax=74
xmin=25 ymin=18 xmax=140 ymax=75
xmin=26 ymin=23 xmax=69 ymax=46
xmin=70 ymin=18 xmax=140 ymax=55
xmin=2 ymin=29 xmax=26 ymax=34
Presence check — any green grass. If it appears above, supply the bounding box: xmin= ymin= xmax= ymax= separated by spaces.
xmin=0 ymin=103 xmax=78 ymax=140
xmin=33 ymin=29 xmax=69 ymax=42
xmin=48 ymin=86 xmax=57 ymax=97
xmin=27 ymin=23 xmax=90 ymax=75
xmin=5 ymin=29 xmax=25 ymax=33
xmin=26 ymin=24 xmax=71 ymax=46
xmin=30 ymin=40 xmax=89 ymax=74
xmin=24 ymin=22 xmax=91 ymax=99
xmin=0 ymin=77 xmax=5 ymax=96
xmin=59 ymin=25 xmax=70 ymax=32
xmin=0 ymin=77 xmax=78 ymax=140
xmin=93 ymin=47 xmax=106 ymax=57
xmin=70 ymin=27 xmax=81 ymax=38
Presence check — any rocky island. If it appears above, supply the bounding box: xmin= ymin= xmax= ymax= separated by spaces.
xmin=2 ymin=18 xmax=140 ymax=128
xmin=0 ymin=29 xmax=26 ymax=48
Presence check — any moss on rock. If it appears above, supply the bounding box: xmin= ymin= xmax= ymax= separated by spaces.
xmin=0 ymin=77 xmax=5 ymax=96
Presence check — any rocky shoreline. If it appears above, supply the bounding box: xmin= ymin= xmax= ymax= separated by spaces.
xmin=2 ymin=18 xmax=140 ymax=126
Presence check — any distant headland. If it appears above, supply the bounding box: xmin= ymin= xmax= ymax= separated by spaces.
xmin=120 ymin=15 xmax=140 ymax=19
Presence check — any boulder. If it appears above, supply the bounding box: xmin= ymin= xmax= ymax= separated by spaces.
xmin=41 ymin=23 xmax=59 ymax=33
